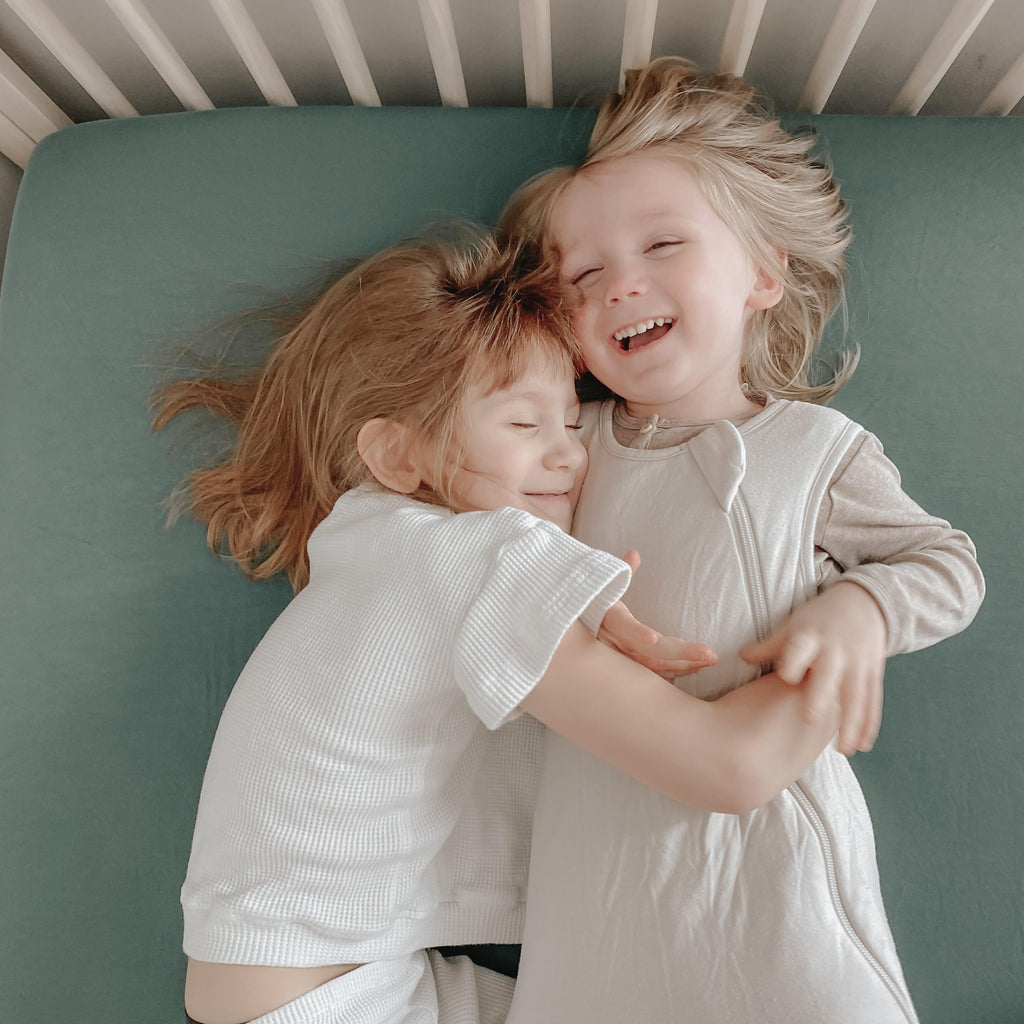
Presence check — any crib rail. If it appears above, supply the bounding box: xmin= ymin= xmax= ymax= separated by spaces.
xmin=0 ymin=0 xmax=1022 ymax=169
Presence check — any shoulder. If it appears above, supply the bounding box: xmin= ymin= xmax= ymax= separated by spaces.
xmin=749 ymin=400 xmax=865 ymax=453
xmin=769 ymin=399 xmax=858 ymax=430
xmin=313 ymin=487 xmax=583 ymax=585
xmin=310 ymin=486 xmax=457 ymax=557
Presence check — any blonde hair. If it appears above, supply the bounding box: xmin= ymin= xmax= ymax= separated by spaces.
xmin=152 ymin=232 xmax=577 ymax=590
xmin=500 ymin=57 xmax=856 ymax=404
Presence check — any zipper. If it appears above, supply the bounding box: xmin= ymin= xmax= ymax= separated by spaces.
xmin=732 ymin=483 xmax=916 ymax=1022
xmin=789 ymin=782 xmax=919 ymax=1023
xmin=730 ymin=492 xmax=772 ymax=669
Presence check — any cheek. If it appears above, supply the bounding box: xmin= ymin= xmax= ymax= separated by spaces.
xmin=574 ymin=313 xmax=606 ymax=361
xmin=578 ymin=341 xmax=605 ymax=375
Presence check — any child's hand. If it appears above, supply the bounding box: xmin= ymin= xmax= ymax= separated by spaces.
xmin=739 ymin=581 xmax=887 ymax=756
xmin=598 ymin=549 xmax=717 ymax=680
xmin=598 ymin=599 xmax=717 ymax=679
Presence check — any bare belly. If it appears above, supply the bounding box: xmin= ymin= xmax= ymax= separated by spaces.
xmin=184 ymin=958 xmax=363 ymax=1024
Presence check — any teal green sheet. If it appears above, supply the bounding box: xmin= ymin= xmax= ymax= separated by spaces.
xmin=0 ymin=106 xmax=1020 ymax=1023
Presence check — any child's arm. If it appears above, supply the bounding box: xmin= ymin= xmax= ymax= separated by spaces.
xmin=742 ymin=431 xmax=984 ymax=756
xmin=520 ymin=621 xmax=838 ymax=815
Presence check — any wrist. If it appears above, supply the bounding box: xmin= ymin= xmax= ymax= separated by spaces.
xmin=833 ymin=580 xmax=888 ymax=644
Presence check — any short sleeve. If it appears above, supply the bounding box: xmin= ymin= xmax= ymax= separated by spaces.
xmin=452 ymin=511 xmax=630 ymax=730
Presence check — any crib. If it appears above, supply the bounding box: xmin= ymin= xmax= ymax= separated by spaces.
xmin=0 ymin=2 xmax=1021 ymax=1023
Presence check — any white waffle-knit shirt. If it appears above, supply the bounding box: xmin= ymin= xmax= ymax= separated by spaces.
xmin=181 ymin=485 xmax=630 ymax=966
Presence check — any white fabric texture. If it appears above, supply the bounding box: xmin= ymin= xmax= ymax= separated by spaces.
xmin=232 ymin=951 xmax=514 ymax=1024
xmin=508 ymin=399 xmax=983 ymax=1024
xmin=181 ymin=485 xmax=630 ymax=967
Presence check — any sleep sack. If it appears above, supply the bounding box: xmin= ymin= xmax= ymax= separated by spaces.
xmin=507 ymin=399 xmax=982 ymax=1024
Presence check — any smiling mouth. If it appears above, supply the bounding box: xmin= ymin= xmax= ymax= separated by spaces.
xmin=613 ymin=317 xmax=674 ymax=352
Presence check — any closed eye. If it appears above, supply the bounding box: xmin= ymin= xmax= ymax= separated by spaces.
xmin=647 ymin=239 xmax=683 ymax=253
xmin=511 ymin=422 xmax=537 ymax=429
xmin=570 ymin=266 xmax=601 ymax=286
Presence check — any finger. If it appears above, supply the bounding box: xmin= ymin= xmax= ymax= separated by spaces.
xmin=801 ymin=646 xmax=843 ymax=725
xmin=739 ymin=633 xmax=783 ymax=666
xmin=650 ymin=638 xmax=717 ymax=665
xmin=857 ymin=666 xmax=885 ymax=753
xmin=641 ymin=655 xmax=716 ymax=679
xmin=837 ymin=674 xmax=867 ymax=757
xmin=638 ymin=640 xmax=716 ymax=677
xmin=776 ymin=631 xmax=822 ymax=685
xmin=597 ymin=601 xmax=659 ymax=653
xmin=655 ymin=654 xmax=718 ymax=678
xmin=621 ymin=549 xmax=642 ymax=573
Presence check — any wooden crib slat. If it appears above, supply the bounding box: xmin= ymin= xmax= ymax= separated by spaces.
xmin=888 ymin=0 xmax=996 ymax=115
xmin=4 ymin=0 xmax=138 ymax=117
xmin=207 ymin=0 xmax=296 ymax=107
xmin=104 ymin=0 xmax=214 ymax=111
xmin=976 ymin=48 xmax=1024 ymax=116
xmin=416 ymin=0 xmax=468 ymax=107
xmin=310 ymin=0 xmax=380 ymax=107
xmin=797 ymin=0 xmax=878 ymax=114
xmin=620 ymin=0 xmax=658 ymax=87
xmin=519 ymin=0 xmax=552 ymax=109
xmin=718 ymin=0 xmax=767 ymax=77
xmin=0 ymin=106 xmax=34 ymax=166
xmin=0 ymin=45 xmax=70 ymax=143
xmin=520 ymin=0 xmax=552 ymax=108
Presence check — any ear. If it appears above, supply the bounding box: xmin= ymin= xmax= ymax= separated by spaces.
xmin=356 ymin=418 xmax=427 ymax=494
xmin=746 ymin=256 xmax=786 ymax=311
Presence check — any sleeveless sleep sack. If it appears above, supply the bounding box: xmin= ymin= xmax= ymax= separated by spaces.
xmin=507 ymin=400 xmax=920 ymax=1024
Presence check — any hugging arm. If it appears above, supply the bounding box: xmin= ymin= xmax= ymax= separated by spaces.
xmin=521 ymin=621 xmax=838 ymax=815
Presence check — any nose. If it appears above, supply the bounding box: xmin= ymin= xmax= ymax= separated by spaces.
xmin=545 ymin=430 xmax=588 ymax=473
xmin=602 ymin=259 xmax=647 ymax=307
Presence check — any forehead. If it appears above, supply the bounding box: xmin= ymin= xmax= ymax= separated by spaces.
xmin=468 ymin=345 xmax=576 ymax=404
xmin=550 ymin=153 xmax=709 ymax=248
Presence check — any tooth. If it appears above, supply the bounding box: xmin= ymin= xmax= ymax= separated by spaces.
xmin=627 ymin=327 xmax=637 ymax=337
xmin=645 ymin=319 xmax=655 ymax=330
xmin=655 ymin=318 xmax=664 ymax=326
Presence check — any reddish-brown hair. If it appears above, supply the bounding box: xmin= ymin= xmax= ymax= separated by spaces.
xmin=152 ymin=232 xmax=577 ymax=590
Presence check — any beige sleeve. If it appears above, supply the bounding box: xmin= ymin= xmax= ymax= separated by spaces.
xmin=814 ymin=431 xmax=985 ymax=656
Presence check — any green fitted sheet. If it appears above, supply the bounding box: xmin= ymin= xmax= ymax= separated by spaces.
xmin=0 ymin=106 xmax=1021 ymax=1023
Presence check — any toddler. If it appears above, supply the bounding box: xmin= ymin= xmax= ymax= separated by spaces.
xmin=502 ymin=58 xmax=985 ymax=1024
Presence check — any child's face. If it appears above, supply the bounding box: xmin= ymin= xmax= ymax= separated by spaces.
xmin=452 ymin=351 xmax=586 ymax=532
xmin=550 ymin=153 xmax=778 ymax=421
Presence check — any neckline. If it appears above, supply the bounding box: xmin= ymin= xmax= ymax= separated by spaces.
xmin=597 ymin=397 xmax=784 ymax=459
